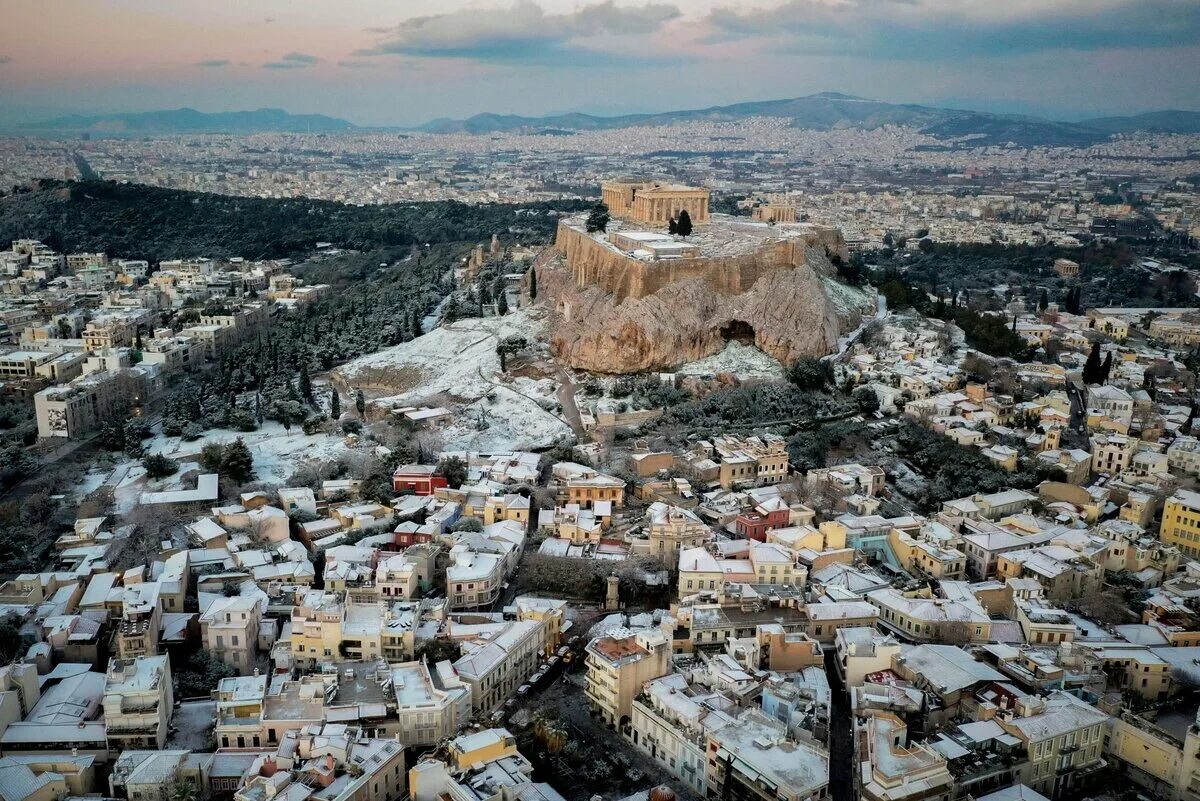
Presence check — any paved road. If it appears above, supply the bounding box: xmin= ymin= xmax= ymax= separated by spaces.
xmin=825 ymin=649 xmax=854 ymax=801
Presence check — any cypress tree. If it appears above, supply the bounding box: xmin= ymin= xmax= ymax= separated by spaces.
xmin=330 ymin=389 xmax=341 ymax=419
xmin=676 ymin=209 xmax=693 ymax=236
xmin=529 ymin=267 xmax=538 ymax=301
xmin=1083 ymin=342 xmax=1102 ymax=384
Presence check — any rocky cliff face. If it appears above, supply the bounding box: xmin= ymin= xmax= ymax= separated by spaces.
xmin=540 ymin=231 xmax=870 ymax=373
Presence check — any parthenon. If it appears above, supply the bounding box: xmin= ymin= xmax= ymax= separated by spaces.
xmin=600 ymin=180 xmax=711 ymax=225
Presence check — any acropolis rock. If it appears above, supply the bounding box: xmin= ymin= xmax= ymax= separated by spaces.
xmin=538 ymin=214 xmax=871 ymax=374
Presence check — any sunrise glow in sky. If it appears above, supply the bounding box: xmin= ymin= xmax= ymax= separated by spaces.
xmin=2 ymin=0 xmax=1198 ymax=125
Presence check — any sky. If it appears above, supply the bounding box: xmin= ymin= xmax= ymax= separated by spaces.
xmin=1 ymin=0 xmax=1198 ymax=127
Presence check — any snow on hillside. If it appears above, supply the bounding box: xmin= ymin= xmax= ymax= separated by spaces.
xmin=337 ymin=307 xmax=571 ymax=450
xmin=676 ymin=341 xmax=784 ymax=380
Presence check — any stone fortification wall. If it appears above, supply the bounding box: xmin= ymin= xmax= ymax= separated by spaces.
xmin=554 ymin=221 xmax=848 ymax=303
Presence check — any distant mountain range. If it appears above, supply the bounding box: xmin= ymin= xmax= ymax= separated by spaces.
xmin=417 ymin=93 xmax=1200 ymax=147
xmin=13 ymin=96 xmax=1200 ymax=146
xmin=19 ymin=107 xmax=358 ymax=135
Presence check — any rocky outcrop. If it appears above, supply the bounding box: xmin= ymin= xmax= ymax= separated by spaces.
xmin=540 ymin=232 xmax=870 ymax=373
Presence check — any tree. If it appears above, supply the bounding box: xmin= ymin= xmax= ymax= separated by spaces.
xmin=1074 ymin=588 xmax=1133 ymax=626
xmin=1038 ymin=288 xmax=1049 ymax=312
xmin=1083 ymin=342 xmax=1102 ymax=384
xmin=415 ymin=638 xmax=462 ymax=664
xmin=668 ymin=216 xmax=679 ymax=235
xmin=221 ymin=439 xmax=255 ymax=483
xmin=436 ymin=456 xmax=468 ymax=489
xmin=585 ymin=203 xmax=610 ymax=233
xmin=676 ymin=209 xmax=693 ymax=237
xmin=199 ymin=442 xmax=225 ymax=473
xmin=298 ymin=361 xmax=312 ymax=401
xmin=852 ymin=386 xmax=880 ymax=414
xmin=939 ymin=621 xmax=975 ymax=646
xmin=496 ymin=289 xmax=508 ymax=316
xmin=0 ymin=612 xmax=33 ymax=664
xmin=1100 ymin=352 xmax=1113 ymax=384
xmin=168 ymin=780 xmax=199 ymax=801
xmin=142 ymin=453 xmax=178 ymax=479
xmin=330 ymin=389 xmax=341 ymax=420
xmin=355 ymin=389 xmax=366 ymax=417
xmin=528 ymin=266 xmax=538 ymax=300
xmin=787 ymin=357 xmax=832 ymax=391
xmin=450 ymin=517 xmax=483 ymax=533
xmin=175 ymin=648 xmax=235 ymax=698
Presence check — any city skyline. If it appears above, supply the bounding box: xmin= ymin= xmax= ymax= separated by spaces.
xmin=2 ymin=0 xmax=1198 ymax=127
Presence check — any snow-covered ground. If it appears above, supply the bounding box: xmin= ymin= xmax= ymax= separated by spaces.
xmin=104 ymin=421 xmax=357 ymax=511
xmin=337 ymin=307 xmax=571 ymax=450
xmin=676 ymin=341 xmax=785 ymax=380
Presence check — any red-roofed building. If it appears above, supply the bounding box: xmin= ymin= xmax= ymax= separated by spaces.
xmin=392 ymin=464 xmax=448 ymax=496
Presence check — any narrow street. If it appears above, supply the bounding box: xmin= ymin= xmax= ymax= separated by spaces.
xmin=824 ymin=649 xmax=854 ymax=801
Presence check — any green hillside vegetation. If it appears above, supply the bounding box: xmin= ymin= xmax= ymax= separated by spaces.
xmin=0 ymin=180 xmax=587 ymax=263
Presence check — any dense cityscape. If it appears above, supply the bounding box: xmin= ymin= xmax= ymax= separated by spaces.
xmin=0 ymin=4 xmax=1199 ymax=801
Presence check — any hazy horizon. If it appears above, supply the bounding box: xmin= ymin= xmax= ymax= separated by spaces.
xmin=2 ymin=0 xmax=1198 ymax=128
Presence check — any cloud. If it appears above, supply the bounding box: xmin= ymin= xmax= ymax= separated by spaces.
xmin=703 ymin=0 xmax=1200 ymax=60
xmin=195 ymin=59 xmax=230 ymax=68
xmin=0 ymin=55 xmax=11 ymax=65
xmin=263 ymin=51 xmax=320 ymax=69
xmin=337 ymin=59 xmax=377 ymax=70
xmin=356 ymin=0 xmax=681 ymax=65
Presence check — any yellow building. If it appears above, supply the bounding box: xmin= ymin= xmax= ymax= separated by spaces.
xmin=585 ymin=629 xmax=671 ymax=727
xmin=564 ymin=473 xmax=626 ymax=509
xmin=1161 ymin=489 xmax=1200 ymax=558
xmin=483 ymin=494 xmax=530 ymax=526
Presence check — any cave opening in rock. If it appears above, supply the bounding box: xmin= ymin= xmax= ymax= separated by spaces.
xmin=720 ymin=320 xmax=756 ymax=345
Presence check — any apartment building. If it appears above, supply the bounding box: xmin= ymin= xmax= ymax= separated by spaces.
xmin=199 ymin=595 xmax=262 ymax=674
xmin=389 ymin=659 xmax=472 ymax=746
xmin=585 ymin=628 xmax=671 ymax=727
xmin=1161 ymin=489 xmax=1200 ymax=558
xmin=705 ymin=707 xmax=829 ymax=801
xmin=686 ymin=434 xmax=790 ymax=489
xmin=866 ymin=588 xmax=992 ymax=643
xmin=453 ymin=619 xmax=547 ymax=713
xmin=857 ymin=711 xmax=952 ymax=801
xmin=410 ymin=728 xmax=562 ymax=801
xmin=995 ymin=546 xmax=1104 ymax=601
xmin=642 ymin=502 xmax=712 ymax=559
xmin=629 ymin=673 xmax=736 ymax=797
xmin=212 ymin=674 xmax=268 ymax=750
xmin=234 ymin=726 xmax=405 ymax=801
xmin=998 ymin=692 xmax=1108 ymax=800
xmin=102 ymin=655 xmax=173 ymax=751
xmin=1090 ymin=432 xmax=1137 ymax=475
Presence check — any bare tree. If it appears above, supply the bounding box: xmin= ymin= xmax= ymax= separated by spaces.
xmin=938 ymin=621 xmax=976 ymax=646
xmin=1073 ymin=588 xmax=1133 ymax=626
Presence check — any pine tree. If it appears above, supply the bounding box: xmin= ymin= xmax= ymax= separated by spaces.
xmin=528 ymin=267 xmax=538 ymax=301
xmin=254 ymin=393 xmax=264 ymax=425
xmin=330 ymin=389 xmax=341 ymax=419
xmin=221 ymin=438 xmax=254 ymax=483
xmin=585 ymin=203 xmax=610 ymax=233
